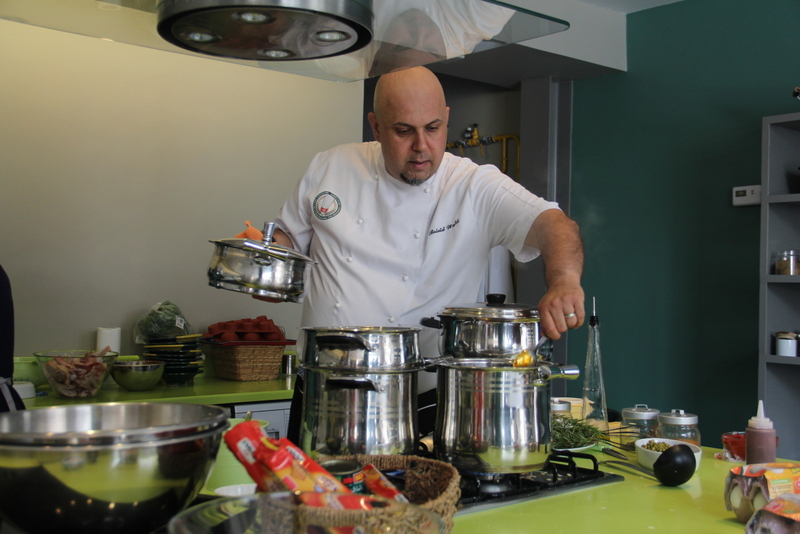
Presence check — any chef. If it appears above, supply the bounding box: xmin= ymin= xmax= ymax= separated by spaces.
xmin=266 ymin=66 xmax=585 ymax=442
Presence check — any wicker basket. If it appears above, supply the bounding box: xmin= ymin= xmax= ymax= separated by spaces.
xmin=202 ymin=341 xmax=290 ymax=381
xmin=319 ymin=454 xmax=461 ymax=533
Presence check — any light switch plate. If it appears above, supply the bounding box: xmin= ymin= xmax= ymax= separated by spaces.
xmin=732 ymin=185 xmax=761 ymax=206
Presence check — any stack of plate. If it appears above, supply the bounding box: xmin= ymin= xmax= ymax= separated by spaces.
xmin=143 ymin=334 xmax=204 ymax=386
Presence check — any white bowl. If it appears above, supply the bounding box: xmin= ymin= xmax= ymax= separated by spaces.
xmin=214 ymin=483 xmax=257 ymax=497
xmin=635 ymin=438 xmax=702 ymax=472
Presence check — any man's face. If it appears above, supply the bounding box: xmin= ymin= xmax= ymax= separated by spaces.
xmin=369 ymin=95 xmax=449 ymax=185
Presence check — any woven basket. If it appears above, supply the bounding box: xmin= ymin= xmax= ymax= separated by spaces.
xmin=319 ymin=454 xmax=461 ymax=533
xmin=202 ymin=341 xmax=288 ymax=381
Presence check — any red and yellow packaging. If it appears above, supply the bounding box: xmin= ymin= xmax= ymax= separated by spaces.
xmin=223 ymin=421 xmax=350 ymax=494
xmin=361 ymin=464 xmax=409 ymax=503
xmin=746 ymin=494 xmax=800 ymax=533
xmin=725 ymin=463 xmax=800 ymax=523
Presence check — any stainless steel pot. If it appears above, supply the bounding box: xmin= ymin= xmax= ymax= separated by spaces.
xmin=302 ymin=368 xmax=418 ymax=456
xmin=207 ymin=222 xmax=315 ymax=303
xmin=434 ymin=357 xmax=579 ymax=474
xmin=299 ymin=327 xmax=424 ymax=456
xmin=420 ymin=294 xmax=546 ymax=360
xmin=300 ymin=326 xmax=424 ymax=370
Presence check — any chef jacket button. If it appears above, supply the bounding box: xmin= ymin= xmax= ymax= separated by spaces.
xmin=388 ymin=317 xmax=396 ymax=323
xmin=402 ymin=275 xmax=409 ymax=281
xmin=414 ymin=232 xmax=420 ymax=239
xmin=346 ymin=256 xmax=353 ymax=262
xmin=335 ymin=302 xmax=341 ymax=309
xmin=357 ymin=218 xmax=363 ymax=225
xmin=424 ymin=187 xmax=431 ymax=193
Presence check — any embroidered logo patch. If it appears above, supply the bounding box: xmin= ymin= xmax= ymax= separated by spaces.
xmin=313 ymin=191 xmax=342 ymax=220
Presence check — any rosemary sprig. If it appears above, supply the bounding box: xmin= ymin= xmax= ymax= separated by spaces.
xmin=551 ymin=415 xmax=607 ymax=449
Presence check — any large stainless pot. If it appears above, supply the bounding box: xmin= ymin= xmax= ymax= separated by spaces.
xmin=0 ymin=402 xmax=229 ymax=534
xmin=434 ymin=358 xmax=578 ymax=474
xmin=208 ymin=222 xmax=315 ymax=303
xmin=420 ymin=294 xmax=547 ymax=360
xmin=299 ymin=327 xmax=424 ymax=456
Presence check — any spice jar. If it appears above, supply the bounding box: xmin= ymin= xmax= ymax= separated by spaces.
xmin=620 ymin=404 xmax=660 ymax=449
xmin=775 ymin=332 xmax=798 ymax=357
xmin=776 ymin=250 xmax=799 ymax=275
xmin=656 ymin=409 xmax=701 ymax=445
xmin=551 ymin=399 xmax=572 ymax=419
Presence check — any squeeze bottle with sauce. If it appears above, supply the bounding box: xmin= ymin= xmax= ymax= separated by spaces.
xmin=745 ymin=400 xmax=777 ymax=464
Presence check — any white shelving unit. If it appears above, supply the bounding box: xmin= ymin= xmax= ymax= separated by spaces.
xmin=759 ymin=111 xmax=800 ymax=460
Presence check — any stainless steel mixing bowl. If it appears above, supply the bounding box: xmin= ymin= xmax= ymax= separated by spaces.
xmin=0 ymin=402 xmax=229 ymax=534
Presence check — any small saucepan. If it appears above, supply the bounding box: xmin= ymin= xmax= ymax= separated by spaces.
xmin=207 ymin=222 xmax=315 ymax=303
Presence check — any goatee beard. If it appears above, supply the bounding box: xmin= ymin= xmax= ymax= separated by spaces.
xmin=399 ymin=174 xmax=427 ymax=186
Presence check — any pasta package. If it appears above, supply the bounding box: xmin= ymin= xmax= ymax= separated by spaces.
xmin=361 ymin=464 xmax=408 ymax=503
xmin=224 ymin=421 xmax=350 ymax=494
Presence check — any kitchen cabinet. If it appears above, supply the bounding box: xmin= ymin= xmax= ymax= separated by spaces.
xmin=758 ymin=111 xmax=800 ymax=461
xmin=232 ymin=400 xmax=291 ymax=439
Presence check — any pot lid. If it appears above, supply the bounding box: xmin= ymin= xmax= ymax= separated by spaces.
xmin=2 ymin=0 xmax=569 ymax=83
xmin=437 ymin=294 xmax=539 ymax=320
xmin=210 ymin=238 xmax=315 ymax=263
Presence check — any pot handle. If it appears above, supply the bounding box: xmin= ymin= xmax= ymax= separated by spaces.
xmin=419 ymin=317 xmax=442 ymax=329
xmin=325 ymin=375 xmax=380 ymax=392
xmin=537 ymin=364 xmax=580 ymax=381
xmin=314 ymin=334 xmax=375 ymax=352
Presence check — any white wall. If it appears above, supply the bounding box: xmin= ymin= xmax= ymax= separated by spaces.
xmin=0 ymin=20 xmax=364 ymax=357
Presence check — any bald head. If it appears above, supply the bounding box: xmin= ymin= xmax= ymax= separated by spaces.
xmin=368 ymin=67 xmax=450 ymax=185
xmin=373 ymin=66 xmax=447 ymax=123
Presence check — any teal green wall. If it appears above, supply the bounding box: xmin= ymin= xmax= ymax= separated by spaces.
xmin=566 ymin=0 xmax=800 ymax=447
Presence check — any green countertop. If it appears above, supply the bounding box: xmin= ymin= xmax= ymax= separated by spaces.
xmin=22 ymin=374 xmax=294 ymax=408
xmin=202 ymin=444 xmax=750 ymax=533
xmin=451 ymin=448 xmax=746 ymax=534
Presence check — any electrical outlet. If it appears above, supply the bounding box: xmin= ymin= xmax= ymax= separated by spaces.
xmin=732 ymin=185 xmax=761 ymax=206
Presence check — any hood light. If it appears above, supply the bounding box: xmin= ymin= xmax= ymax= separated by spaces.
xmin=314 ymin=30 xmax=351 ymax=43
xmin=236 ymin=12 xmax=275 ymax=24
xmin=181 ymin=31 xmax=220 ymax=44
xmin=258 ymin=48 xmax=294 ymax=59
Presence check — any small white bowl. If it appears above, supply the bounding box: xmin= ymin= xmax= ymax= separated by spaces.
xmin=214 ymin=483 xmax=257 ymax=497
xmin=635 ymin=438 xmax=702 ymax=472
xmin=12 ymin=381 xmax=36 ymax=399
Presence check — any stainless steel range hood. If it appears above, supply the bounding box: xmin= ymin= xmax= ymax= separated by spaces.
xmin=0 ymin=0 xmax=568 ymax=82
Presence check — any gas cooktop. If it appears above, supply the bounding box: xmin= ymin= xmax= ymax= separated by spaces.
xmin=452 ymin=450 xmax=624 ymax=514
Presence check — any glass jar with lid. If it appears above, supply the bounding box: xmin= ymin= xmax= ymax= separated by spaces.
xmin=551 ymin=399 xmax=572 ymax=419
xmin=620 ymin=404 xmax=660 ymax=449
xmin=655 ymin=409 xmax=701 ymax=445
xmin=775 ymin=250 xmax=799 ymax=275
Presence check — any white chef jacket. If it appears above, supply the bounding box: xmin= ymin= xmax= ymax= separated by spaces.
xmin=275 ymin=142 xmax=560 ymax=392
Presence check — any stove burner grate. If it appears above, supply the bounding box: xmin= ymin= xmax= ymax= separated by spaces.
xmin=455 ymin=450 xmax=624 ymax=514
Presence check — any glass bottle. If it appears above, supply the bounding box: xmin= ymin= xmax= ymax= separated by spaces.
xmin=581 ymin=297 xmax=609 ymax=431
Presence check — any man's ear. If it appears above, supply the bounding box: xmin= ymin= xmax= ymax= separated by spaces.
xmin=367 ymin=112 xmax=381 ymax=142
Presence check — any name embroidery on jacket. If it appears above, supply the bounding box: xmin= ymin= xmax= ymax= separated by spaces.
xmin=313 ymin=191 xmax=342 ymax=220
xmin=429 ymin=218 xmax=459 ymax=235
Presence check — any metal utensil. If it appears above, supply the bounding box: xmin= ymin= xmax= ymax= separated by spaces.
xmin=600 ymin=460 xmax=657 ymax=479
xmin=601 ymin=447 xmax=629 ymax=460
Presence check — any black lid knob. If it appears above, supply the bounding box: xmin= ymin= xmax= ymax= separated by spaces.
xmin=486 ymin=294 xmax=506 ymax=305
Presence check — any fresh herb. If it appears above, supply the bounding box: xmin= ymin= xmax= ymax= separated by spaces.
xmin=551 ymin=415 xmax=606 ymax=449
